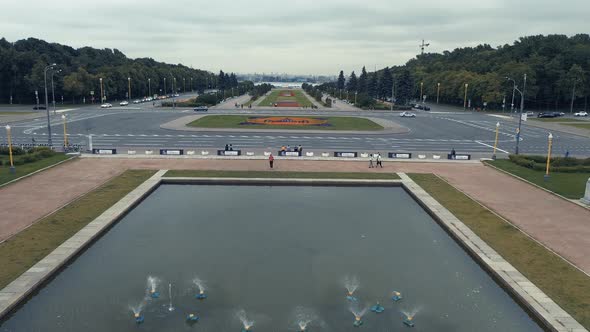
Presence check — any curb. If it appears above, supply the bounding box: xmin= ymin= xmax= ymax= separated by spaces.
xmin=483 ymin=162 xmax=590 ymax=211
xmin=0 ymin=155 xmax=77 ymax=190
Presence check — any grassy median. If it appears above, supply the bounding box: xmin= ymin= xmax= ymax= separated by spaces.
xmin=187 ymin=115 xmax=384 ymax=131
xmin=258 ymin=89 xmax=313 ymax=107
xmin=165 ymin=170 xmax=400 ymax=179
xmin=0 ymin=154 xmax=72 ymax=187
xmin=409 ymin=173 xmax=590 ymax=329
xmin=486 ymin=159 xmax=587 ymax=199
xmin=0 ymin=170 xmax=156 ymax=290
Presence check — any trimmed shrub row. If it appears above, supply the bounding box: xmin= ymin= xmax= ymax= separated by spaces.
xmin=509 ymin=154 xmax=590 ymax=173
xmin=0 ymin=147 xmax=56 ymax=166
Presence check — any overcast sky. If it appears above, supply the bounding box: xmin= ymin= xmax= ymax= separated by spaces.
xmin=1 ymin=0 xmax=588 ymax=75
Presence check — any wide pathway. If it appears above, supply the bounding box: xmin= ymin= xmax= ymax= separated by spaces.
xmin=1 ymin=158 xmax=588 ymax=275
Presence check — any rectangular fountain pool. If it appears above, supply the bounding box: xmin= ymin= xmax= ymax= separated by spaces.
xmin=0 ymin=185 xmax=543 ymax=332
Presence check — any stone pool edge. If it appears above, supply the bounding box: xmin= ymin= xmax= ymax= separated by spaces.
xmin=0 ymin=172 xmax=585 ymax=332
xmin=398 ymin=173 xmax=586 ymax=332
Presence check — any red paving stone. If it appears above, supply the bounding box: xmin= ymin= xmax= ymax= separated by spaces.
xmin=1 ymin=158 xmax=589 ymax=275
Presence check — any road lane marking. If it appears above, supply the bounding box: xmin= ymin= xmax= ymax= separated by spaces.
xmin=475 ymin=141 xmax=510 ymax=154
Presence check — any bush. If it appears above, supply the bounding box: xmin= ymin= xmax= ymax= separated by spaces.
xmin=508 ymin=154 xmax=590 ymax=173
xmin=0 ymin=146 xmax=25 ymax=155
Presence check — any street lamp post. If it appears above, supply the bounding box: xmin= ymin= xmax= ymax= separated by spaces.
xmin=354 ymin=91 xmax=358 ymax=105
xmin=44 ymin=63 xmax=56 ymax=147
xmin=61 ymin=114 xmax=68 ymax=147
xmin=148 ymin=78 xmax=151 ymax=97
xmin=570 ymin=80 xmax=579 ymax=114
xmin=164 ymin=78 xmax=167 ymax=96
xmin=545 ymin=133 xmax=553 ymax=180
xmin=183 ymin=78 xmax=186 ymax=93
xmin=35 ymin=90 xmax=39 ymax=109
xmin=420 ymin=82 xmax=423 ymax=103
xmin=128 ymin=77 xmax=131 ymax=100
xmin=190 ymin=77 xmax=193 ymax=92
xmin=492 ymin=122 xmax=500 ymax=160
xmin=463 ymin=83 xmax=469 ymax=110
xmin=99 ymin=78 xmax=104 ymax=104
xmin=506 ymin=74 xmax=527 ymax=155
xmin=51 ymin=69 xmax=61 ymax=115
xmin=5 ymin=125 xmax=15 ymax=174
xmin=173 ymin=77 xmax=176 ymax=94
xmin=436 ymin=82 xmax=440 ymax=104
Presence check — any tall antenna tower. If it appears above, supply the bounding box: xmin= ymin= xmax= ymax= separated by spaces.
xmin=419 ymin=40 xmax=430 ymax=55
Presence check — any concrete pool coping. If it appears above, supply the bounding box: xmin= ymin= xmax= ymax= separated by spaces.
xmin=0 ymin=172 xmax=585 ymax=331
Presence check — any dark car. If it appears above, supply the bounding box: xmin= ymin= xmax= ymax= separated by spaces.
xmin=413 ymin=104 xmax=430 ymax=111
xmin=32 ymin=106 xmax=46 ymax=110
xmin=537 ymin=112 xmax=558 ymax=118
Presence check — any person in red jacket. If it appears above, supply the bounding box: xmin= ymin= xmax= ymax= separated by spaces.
xmin=269 ymin=153 xmax=274 ymax=169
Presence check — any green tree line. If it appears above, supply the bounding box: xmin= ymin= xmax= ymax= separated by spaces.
xmin=329 ymin=34 xmax=590 ymax=111
xmin=0 ymin=37 xmax=228 ymax=104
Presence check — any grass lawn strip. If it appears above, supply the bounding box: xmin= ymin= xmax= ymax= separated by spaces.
xmin=564 ymin=123 xmax=590 ymax=131
xmin=409 ymin=173 xmax=590 ymax=329
xmin=0 ymin=154 xmax=71 ymax=187
xmin=530 ymin=118 xmax=587 ymax=123
xmin=165 ymin=170 xmax=400 ymax=180
xmin=0 ymin=170 xmax=156 ymax=290
xmin=258 ymin=89 xmax=313 ymax=107
xmin=187 ymin=115 xmax=384 ymax=131
xmin=485 ymin=159 xmax=587 ymax=199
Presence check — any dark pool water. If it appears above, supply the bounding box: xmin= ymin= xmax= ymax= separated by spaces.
xmin=1 ymin=185 xmax=543 ymax=332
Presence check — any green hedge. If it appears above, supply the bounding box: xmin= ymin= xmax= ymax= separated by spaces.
xmin=509 ymin=154 xmax=590 ymax=173
xmin=0 ymin=147 xmax=56 ymax=166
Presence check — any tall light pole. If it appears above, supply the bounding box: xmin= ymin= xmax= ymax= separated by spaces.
xmin=5 ymin=125 xmax=15 ymax=173
xmin=570 ymin=79 xmax=579 ymax=114
xmin=183 ymin=78 xmax=186 ymax=93
xmin=420 ymin=82 xmax=424 ymax=103
xmin=99 ymin=78 xmax=104 ymax=103
xmin=463 ymin=83 xmax=469 ymax=110
xmin=436 ymin=82 xmax=440 ymax=104
xmin=190 ymin=77 xmax=193 ymax=92
xmin=61 ymin=114 xmax=68 ymax=147
xmin=506 ymin=74 xmax=527 ymax=154
xmin=173 ymin=77 xmax=176 ymax=94
xmin=51 ymin=69 xmax=61 ymax=115
xmin=44 ymin=63 xmax=56 ymax=147
xmin=510 ymin=83 xmax=516 ymax=112
xmin=492 ymin=122 xmax=500 ymax=160
xmin=354 ymin=91 xmax=358 ymax=105
xmin=545 ymin=133 xmax=553 ymax=180
xmin=164 ymin=77 xmax=167 ymax=96
xmin=148 ymin=78 xmax=151 ymax=97
xmin=128 ymin=77 xmax=131 ymax=100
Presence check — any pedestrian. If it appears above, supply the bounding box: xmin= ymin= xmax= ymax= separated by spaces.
xmin=451 ymin=148 xmax=456 ymax=160
xmin=229 ymin=144 xmax=233 ymax=151
xmin=369 ymin=154 xmax=374 ymax=168
xmin=269 ymin=153 xmax=274 ymax=169
xmin=376 ymin=153 xmax=383 ymax=168
xmin=225 ymin=144 xmax=229 ymax=151
xmin=565 ymin=150 xmax=570 ymax=158
xmin=298 ymin=145 xmax=303 ymax=154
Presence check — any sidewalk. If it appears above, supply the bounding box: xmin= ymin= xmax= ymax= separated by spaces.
xmin=1 ymin=158 xmax=588 ymax=275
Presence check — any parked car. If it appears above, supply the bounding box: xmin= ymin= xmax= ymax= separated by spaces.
xmin=413 ymin=104 xmax=430 ymax=111
xmin=193 ymin=106 xmax=208 ymax=112
xmin=525 ymin=111 xmax=535 ymax=117
xmin=32 ymin=105 xmax=46 ymax=110
xmin=399 ymin=111 xmax=416 ymax=118
xmin=120 ymin=101 xmax=129 ymax=106
xmin=537 ymin=112 xmax=558 ymax=118
xmin=574 ymin=111 xmax=588 ymax=117
xmin=100 ymin=103 xmax=112 ymax=108
xmin=133 ymin=100 xmax=141 ymax=104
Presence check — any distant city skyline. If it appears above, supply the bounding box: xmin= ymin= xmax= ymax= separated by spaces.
xmin=1 ymin=0 xmax=588 ymax=75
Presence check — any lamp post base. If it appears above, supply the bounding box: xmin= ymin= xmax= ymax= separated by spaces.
xmin=492 ymin=154 xmax=497 ymax=160
xmin=9 ymin=166 xmax=16 ymax=174
xmin=544 ymin=174 xmax=550 ymax=182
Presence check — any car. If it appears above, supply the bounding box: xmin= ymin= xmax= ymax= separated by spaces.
xmin=193 ymin=106 xmax=208 ymax=112
xmin=100 ymin=103 xmax=112 ymax=108
xmin=400 ymin=111 xmax=416 ymax=117
xmin=32 ymin=105 xmax=46 ymax=110
xmin=133 ymin=100 xmax=141 ymax=104
xmin=525 ymin=111 xmax=534 ymax=117
xmin=119 ymin=101 xmax=129 ymax=106
xmin=574 ymin=111 xmax=588 ymax=117
xmin=537 ymin=112 xmax=558 ymax=118
xmin=413 ymin=104 xmax=430 ymax=111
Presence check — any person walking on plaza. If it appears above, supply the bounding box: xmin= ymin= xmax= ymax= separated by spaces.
xmin=369 ymin=154 xmax=374 ymax=168
xmin=269 ymin=153 xmax=274 ymax=169
xmin=376 ymin=153 xmax=383 ymax=168
xmin=451 ymin=148 xmax=456 ymax=160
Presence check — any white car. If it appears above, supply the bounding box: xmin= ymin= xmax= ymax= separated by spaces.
xmin=133 ymin=100 xmax=141 ymax=104
xmin=119 ymin=101 xmax=129 ymax=106
xmin=400 ymin=111 xmax=416 ymax=118
xmin=100 ymin=103 xmax=112 ymax=108
xmin=525 ymin=111 xmax=534 ymax=117
xmin=574 ymin=111 xmax=588 ymax=117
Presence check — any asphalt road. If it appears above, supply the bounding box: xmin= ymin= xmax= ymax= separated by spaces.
xmin=2 ymin=98 xmax=589 ymax=157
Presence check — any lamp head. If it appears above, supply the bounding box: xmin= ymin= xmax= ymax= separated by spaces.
xmin=496 ymin=122 xmax=500 ymax=127
xmin=5 ymin=125 xmax=10 ymax=130
xmin=548 ymin=133 xmax=553 ymax=139
xmin=61 ymin=114 xmax=66 ymax=119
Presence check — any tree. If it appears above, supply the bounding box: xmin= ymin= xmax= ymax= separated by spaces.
xmin=396 ymin=69 xmax=414 ymax=105
xmin=367 ymin=73 xmax=378 ymax=99
xmin=346 ymin=71 xmax=357 ymax=93
xmin=357 ymin=66 xmax=368 ymax=94
xmin=378 ymin=67 xmax=393 ymax=100
xmin=559 ymin=64 xmax=586 ymax=112
xmin=337 ymin=70 xmax=346 ymax=91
